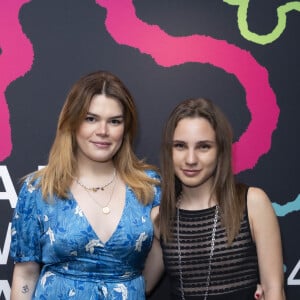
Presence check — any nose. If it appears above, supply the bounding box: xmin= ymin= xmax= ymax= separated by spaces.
xmin=95 ymin=121 xmax=108 ymax=136
xmin=185 ymin=149 xmax=197 ymax=165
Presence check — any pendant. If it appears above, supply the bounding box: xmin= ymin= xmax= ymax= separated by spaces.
xmin=92 ymin=187 xmax=100 ymax=192
xmin=102 ymin=206 xmax=110 ymax=214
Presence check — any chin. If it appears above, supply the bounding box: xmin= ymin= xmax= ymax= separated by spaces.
xmin=181 ymin=176 xmax=214 ymax=189
xmin=92 ymin=156 xmax=114 ymax=163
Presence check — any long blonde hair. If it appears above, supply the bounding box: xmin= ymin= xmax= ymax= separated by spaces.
xmin=160 ymin=98 xmax=246 ymax=244
xmin=31 ymin=70 xmax=159 ymax=204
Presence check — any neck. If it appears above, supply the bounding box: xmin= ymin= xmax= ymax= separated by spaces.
xmin=180 ymin=182 xmax=217 ymax=210
xmin=75 ymin=161 xmax=116 ymax=191
xmin=76 ymin=157 xmax=115 ymax=178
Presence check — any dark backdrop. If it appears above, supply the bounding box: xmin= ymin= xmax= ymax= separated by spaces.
xmin=0 ymin=1 xmax=299 ymax=299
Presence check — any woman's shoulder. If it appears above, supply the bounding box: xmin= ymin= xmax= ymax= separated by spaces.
xmin=144 ymin=168 xmax=161 ymax=181
xmin=18 ymin=172 xmax=44 ymax=200
xmin=21 ymin=173 xmax=42 ymax=191
xmin=246 ymin=187 xmax=280 ymax=245
xmin=247 ymin=186 xmax=271 ymax=206
xmin=247 ymin=186 xmax=275 ymax=221
xmin=13 ymin=176 xmax=44 ymax=216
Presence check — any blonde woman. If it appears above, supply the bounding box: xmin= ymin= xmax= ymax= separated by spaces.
xmin=10 ymin=71 xmax=160 ymax=299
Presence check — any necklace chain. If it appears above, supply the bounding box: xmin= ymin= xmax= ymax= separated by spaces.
xmin=85 ymin=177 xmax=117 ymax=214
xmin=76 ymin=168 xmax=116 ymax=192
xmin=176 ymin=202 xmax=219 ymax=300
xmin=76 ymin=173 xmax=117 ymax=215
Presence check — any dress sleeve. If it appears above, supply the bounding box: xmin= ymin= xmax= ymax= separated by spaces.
xmin=147 ymin=170 xmax=161 ymax=207
xmin=10 ymin=179 xmax=42 ymax=263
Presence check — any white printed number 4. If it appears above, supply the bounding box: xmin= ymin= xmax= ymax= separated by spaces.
xmin=288 ymin=260 xmax=300 ymax=285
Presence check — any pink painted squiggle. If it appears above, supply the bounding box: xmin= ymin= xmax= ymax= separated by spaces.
xmin=0 ymin=0 xmax=33 ymax=161
xmin=97 ymin=0 xmax=279 ymax=174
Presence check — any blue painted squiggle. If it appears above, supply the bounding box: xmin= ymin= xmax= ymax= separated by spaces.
xmin=273 ymin=194 xmax=300 ymax=217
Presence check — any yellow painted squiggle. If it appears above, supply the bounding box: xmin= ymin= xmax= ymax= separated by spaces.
xmin=224 ymin=0 xmax=300 ymax=45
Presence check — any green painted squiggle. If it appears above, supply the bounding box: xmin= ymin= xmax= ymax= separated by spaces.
xmin=224 ymin=0 xmax=300 ymax=45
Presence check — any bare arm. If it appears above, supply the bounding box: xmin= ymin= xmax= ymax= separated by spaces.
xmin=11 ymin=262 xmax=40 ymax=300
xmin=143 ymin=206 xmax=165 ymax=295
xmin=248 ymin=187 xmax=286 ymax=300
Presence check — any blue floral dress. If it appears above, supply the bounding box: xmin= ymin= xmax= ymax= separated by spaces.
xmin=10 ymin=171 xmax=161 ymax=299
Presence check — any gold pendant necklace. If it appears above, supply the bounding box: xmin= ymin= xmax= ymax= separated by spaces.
xmin=77 ymin=173 xmax=117 ymax=214
xmin=102 ymin=206 xmax=111 ymax=214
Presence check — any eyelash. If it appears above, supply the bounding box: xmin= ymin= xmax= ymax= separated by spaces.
xmin=85 ymin=116 xmax=95 ymax=122
xmin=110 ymin=119 xmax=123 ymax=125
xmin=173 ymin=143 xmax=212 ymax=150
xmin=199 ymin=144 xmax=211 ymax=149
xmin=84 ymin=116 xmax=123 ymax=125
xmin=173 ymin=143 xmax=185 ymax=149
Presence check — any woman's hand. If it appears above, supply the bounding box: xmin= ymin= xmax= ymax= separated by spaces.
xmin=255 ymin=284 xmax=264 ymax=299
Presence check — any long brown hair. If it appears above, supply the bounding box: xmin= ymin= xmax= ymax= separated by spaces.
xmin=160 ymin=98 xmax=246 ymax=244
xmin=31 ymin=70 xmax=158 ymax=204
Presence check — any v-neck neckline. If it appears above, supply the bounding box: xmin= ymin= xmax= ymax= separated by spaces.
xmin=70 ymin=186 xmax=128 ymax=246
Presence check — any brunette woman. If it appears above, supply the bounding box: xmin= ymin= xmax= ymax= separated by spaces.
xmin=147 ymin=98 xmax=285 ymax=300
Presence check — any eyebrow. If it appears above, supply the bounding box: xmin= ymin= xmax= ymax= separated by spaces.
xmin=197 ymin=140 xmax=216 ymax=144
xmin=172 ymin=139 xmax=215 ymax=143
xmin=86 ymin=112 xmax=124 ymax=119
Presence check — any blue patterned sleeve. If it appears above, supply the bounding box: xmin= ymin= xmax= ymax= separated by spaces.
xmin=10 ymin=178 xmax=42 ymax=263
xmin=146 ymin=170 xmax=161 ymax=207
